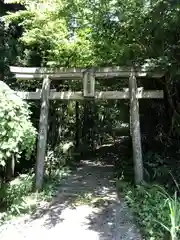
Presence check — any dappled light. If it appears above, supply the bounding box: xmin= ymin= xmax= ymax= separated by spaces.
xmin=1 ymin=0 xmax=180 ymax=239
xmin=0 ymin=160 xmax=141 ymax=240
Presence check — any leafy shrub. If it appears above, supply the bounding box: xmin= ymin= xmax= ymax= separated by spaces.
xmin=0 ymin=174 xmax=34 ymax=220
xmin=0 ymin=168 xmax=70 ymax=222
xmin=5 ymin=174 xmax=33 ymax=207
xmin=143 ymin=151 xmax=169 ymax=182
xmin=0 ymin=90 xmax=36 ymax=168
xmin=45 ymin=141 xmax=77 ymax=176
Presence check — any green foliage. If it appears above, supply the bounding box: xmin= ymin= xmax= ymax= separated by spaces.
xmin=44 ymin=142 xmax=75 ymax=176
xmin=0 ymin=174 xmax=34 ymax=217
xmin=4 ymin=0 xmax=94 ymax=67
xmin=118 ymin=182 xmax=180 ymax=240
xmin=0 ymin=90 xmax=36 ymax=167
xmin=157 ymin=190 xmax=180 ymax=240
xmin=0 ymin=168 xmax=70 ymax=222
xmin=39 ymin=167 xmax=70 ymax=201
xmin=143 ymin=151 xmax=169 ymax=182
xmin=3 ymin=0 xmax=180 ymax=70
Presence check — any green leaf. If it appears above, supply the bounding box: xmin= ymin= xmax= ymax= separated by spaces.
xmin=0 ymin=160 xmax=6 ymax=167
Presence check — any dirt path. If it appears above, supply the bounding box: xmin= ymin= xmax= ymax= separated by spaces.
xmin=0 ymin=160 xmax=142 ymax=240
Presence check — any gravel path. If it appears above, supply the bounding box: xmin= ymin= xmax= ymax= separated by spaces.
xmin=0 ymin=160 xmax=142 ymax=240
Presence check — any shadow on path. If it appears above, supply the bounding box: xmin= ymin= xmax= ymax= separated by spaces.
xmin=31 ymin=161 xmax=116 ymax=226
xmin=28 ymin=160 xmax=141 ymax=240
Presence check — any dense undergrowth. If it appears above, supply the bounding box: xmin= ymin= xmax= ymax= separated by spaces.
xmin=116 ymin=149 xmax=180 ymax=240
xmin=117 ymin=181 xmax=180 ymax=240
xmin=0 ymin=168 xmax=70 ymax=224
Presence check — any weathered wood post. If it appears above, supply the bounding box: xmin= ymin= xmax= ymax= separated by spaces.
xmin=83 ymin=71 xmax=95 ymax=98
xmin=35 ymin=76 xmax=50 ymax=190
xmin=129 ymin=113 xmax=132 ymax=136
xmin=129 ymin=68 xmax=143 ymax=184
xmin=83 ymin=71 xmax=95 ymax=152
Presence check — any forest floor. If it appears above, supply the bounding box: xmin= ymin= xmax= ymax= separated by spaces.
xmin=0 ymin=159 xmax=141 ymax=240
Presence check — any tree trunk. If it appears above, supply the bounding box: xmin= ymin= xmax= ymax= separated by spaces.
xmin=6 ymin=155 xmax=15 ymax=181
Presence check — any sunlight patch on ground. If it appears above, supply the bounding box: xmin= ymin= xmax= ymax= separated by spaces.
xmin=47 ymin=205 xmax=102 ymax=240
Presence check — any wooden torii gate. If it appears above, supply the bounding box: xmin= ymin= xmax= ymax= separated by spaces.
xmin=8 ymin=66 xmax=164 ymax=190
